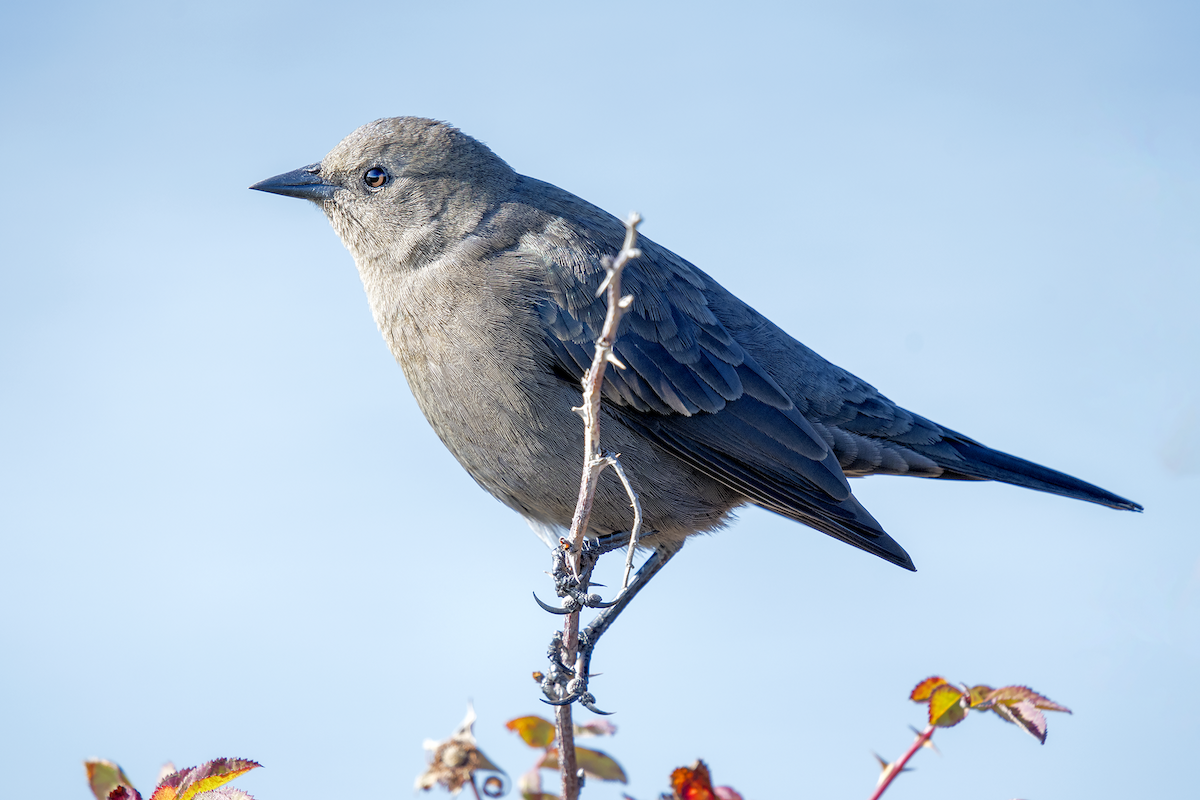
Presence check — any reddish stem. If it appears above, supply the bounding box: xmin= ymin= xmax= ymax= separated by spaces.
xmin=868 ymin=725 xmax=934 ymax=800
xmin=556 ymin=703 xmax=580 ymax=800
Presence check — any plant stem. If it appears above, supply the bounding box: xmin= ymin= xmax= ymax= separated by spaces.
xmin=868 ymin=725 xmax=934 ymax=800
xmin=556 ymin=702 xmax=580 ymax=800
xmin=554 ymin=213 xmax=642 ymax=800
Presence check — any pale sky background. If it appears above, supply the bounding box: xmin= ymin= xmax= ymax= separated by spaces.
xmin=2 ymin=2 xmax=1197 ymax=799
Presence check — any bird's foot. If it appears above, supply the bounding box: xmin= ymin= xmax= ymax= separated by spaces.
xmin=535 ymin=543 xmax=682 ymax=714
xmin=538 ymin=630 xmax=612 ymax=715
xmin=531 ymin=534 xmax=630 ymax=614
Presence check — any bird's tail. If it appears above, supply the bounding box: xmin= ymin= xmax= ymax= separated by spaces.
xmin=937 ymin=439 xmax=1143 ymax=511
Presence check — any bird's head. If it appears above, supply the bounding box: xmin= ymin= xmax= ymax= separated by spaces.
xmin=251 ymin=117 xmax=515 ymax=269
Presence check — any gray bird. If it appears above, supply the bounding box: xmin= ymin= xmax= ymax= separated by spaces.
xmin=251 ymin=117 xmax=1140 ymax=580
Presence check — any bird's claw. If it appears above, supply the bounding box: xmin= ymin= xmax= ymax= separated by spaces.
xmin=539 ymin=629 xmax=611 ymax=712
xmin=532 ymin=591 xmax=577 ymax=614
xmin=579 ymin=694 xmax=613 ymax=715
xmin=563 ymin=585 xmax=615 ymax=609
xmin=540 ymin=690 xmax=612 ymax=715
xmin=538 ymin=538 xmax=624 ymax=613
xmin=533 ymin=587 xmax=614 ymax=614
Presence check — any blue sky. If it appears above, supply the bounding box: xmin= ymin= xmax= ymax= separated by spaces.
xmin=2 ymin=2 xmax=1197 ymax=798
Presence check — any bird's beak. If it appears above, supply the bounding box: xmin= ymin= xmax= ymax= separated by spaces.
xmin=250 ymin=163 xmax=337 ymax=202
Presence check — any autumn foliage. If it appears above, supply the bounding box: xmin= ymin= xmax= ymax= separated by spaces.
xmin=909 ymin=676 xmax=1072 ymax=743
xmin=85 ymin=757 xmax=260 ymax=800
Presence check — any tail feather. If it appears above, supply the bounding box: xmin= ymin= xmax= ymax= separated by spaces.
xmin=939 ymin=440 xmax=1143 ymax=512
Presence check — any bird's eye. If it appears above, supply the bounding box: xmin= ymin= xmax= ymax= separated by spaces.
xmin=364 ymin=167 xmax=388 ymax=188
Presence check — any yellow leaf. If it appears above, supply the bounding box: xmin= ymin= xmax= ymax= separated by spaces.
xmin=928 ymin=684 xmax=968 ymax=727
xmin=148 ymin=758 xmax=260 ymax=800
xmin=506 ymin=715 xmax=557 ymax=748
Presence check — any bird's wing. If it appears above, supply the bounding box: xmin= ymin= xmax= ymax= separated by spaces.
xmin=514 ymin=206 xmax=913 ymax=568
xmin=505 ymin=179 xmax=1136 ymax=528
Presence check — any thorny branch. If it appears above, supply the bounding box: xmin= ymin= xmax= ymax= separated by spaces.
xmin=869 ymin=725 xmax=934 ymax=800
xmin=554 ymin=212 xmax=643 ymax=800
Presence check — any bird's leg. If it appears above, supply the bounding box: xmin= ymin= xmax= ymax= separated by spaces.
xmin=540 ymin=540 xmax=682 ymax=713
xmin=581 ymin=540 xmax=680 ymax=648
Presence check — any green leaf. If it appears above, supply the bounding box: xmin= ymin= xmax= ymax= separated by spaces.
xmin=968 ymin=684 xmax=994 ymax=707
xmin=575 ymin=747 xmax=627 ymax=783
xmin=506 ymin=715 xmax=558 ymax=748
xmin=85 ymin=759 xmax=136 ymax=800
xmin=542 ymin=747 xmax=627 ymax=783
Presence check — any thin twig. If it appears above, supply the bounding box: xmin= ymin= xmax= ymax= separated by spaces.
xmin=601 ymin=453 xmax=643 ymax=589
xmin=868 ymin=725 xmax=934 ymax=800
xmin=554 ymin=213 xmax=643 ymax=800
xmin=564 ymin=213 xmax=642 ymax=571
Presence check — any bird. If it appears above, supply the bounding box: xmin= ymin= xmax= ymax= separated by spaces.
xmin=250 ymin=115 xmax=1140 ymax=624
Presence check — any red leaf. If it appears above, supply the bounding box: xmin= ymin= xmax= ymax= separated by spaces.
xmin=671 ymin=762 xmax=717 ymax=800
xmin=910 ymin=676 xmax=948 ymax=702
xmin=669 ymin=760 xmax=738 ymax=800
